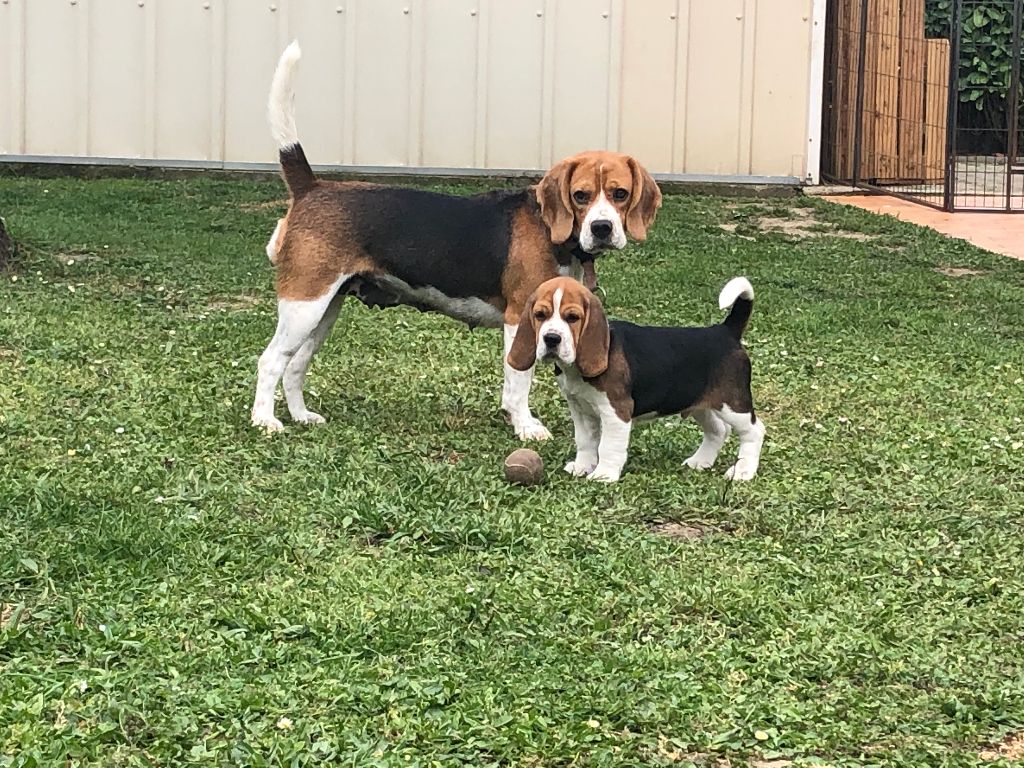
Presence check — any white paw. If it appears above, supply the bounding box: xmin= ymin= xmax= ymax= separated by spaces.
xmin=252 ymin=413 xmax=285 ymax=433
xmin=587 ymin=465 xmax=621 ymax=483
xmin=683 ymin=454 xmax=716 ymax=470
xmin=724 ymin=461 xmax=757 ymax=481
xmin=292 ymin=410 xmax=326 ymax=426
xmin=515 ymin=419 xmax=552 ymax=441
xmin=564 ymin=460 xmax=597 ymax=477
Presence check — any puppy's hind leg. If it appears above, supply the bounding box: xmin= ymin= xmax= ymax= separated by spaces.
xmin=717 ymin=405 xmax=765 ymax=481
xmin=251 ymin=276 xmax=348 ymax=433
xmin=683 ymin=409 xmax=732 ymax=470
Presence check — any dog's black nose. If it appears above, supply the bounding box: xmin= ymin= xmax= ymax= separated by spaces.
xmin=543 ymin=332 xmax=561 ymax=349
xmin=590 ymin=219 xmax=613 ymax=240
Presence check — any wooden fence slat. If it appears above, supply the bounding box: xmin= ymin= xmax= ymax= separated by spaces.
xmin=898 ymin=0 xmax=926 ymax=179
xmin=868 ymin=0 xmax=900 ymax=179
xmin=925 ymin=38 xmax=950 ymax=181
xmin=835 ymin=0 xmax=861 ymax=179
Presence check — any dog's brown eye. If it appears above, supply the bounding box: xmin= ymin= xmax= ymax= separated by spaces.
xmin=534 ymin=310 xmax=547 ymax=321
xmin=564 ymin=313 xmax=580 ymax=324
xmin=572 ymin=190 xmax=590 ymax=205
xmin=611 ymin=188 xmax=629 ymax=202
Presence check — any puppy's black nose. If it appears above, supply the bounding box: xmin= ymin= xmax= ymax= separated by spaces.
xmin=543 ymin=332 xmax=561 ymax=349
xmin=590 ymin=219 xmax=613 ymax=240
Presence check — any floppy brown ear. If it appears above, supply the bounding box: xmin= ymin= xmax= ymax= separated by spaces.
xmin=576 ymin=292 xmax=610 ymax=378
xmin=536 ymin=160 xmax=576 ymax=245
xmin=507 ymin=296 xmax=540 ymax=371
xmin=625 ymin=158 xmax=663 ymax=242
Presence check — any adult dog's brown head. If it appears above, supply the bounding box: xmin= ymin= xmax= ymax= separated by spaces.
xmin=507 ymin=277 xmax=610 ymax=378
xmin=536 ymin=151 xmax=662 ymax=254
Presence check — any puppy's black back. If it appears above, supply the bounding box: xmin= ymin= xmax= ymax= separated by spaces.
xmin=611 ymin=320 xmax=747 ymax=418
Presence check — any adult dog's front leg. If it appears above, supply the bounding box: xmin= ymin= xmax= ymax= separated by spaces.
xmin=501 ymin=323 xmax=551 ymax=441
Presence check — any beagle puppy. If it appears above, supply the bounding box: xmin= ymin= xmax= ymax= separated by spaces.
xmin=251 ymin=42 xmax=662 ymax=438
xmin=508 ymin=277 xmax=765 ymax=482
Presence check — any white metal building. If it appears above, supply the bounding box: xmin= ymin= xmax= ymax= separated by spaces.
xmin=0 ymin=0 xmax=827 ymax=184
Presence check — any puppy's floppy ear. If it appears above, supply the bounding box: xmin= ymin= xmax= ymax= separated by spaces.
xmin=536 ymin=160 xmax=577 ymax=245
xmin=625 ymin=157 xmax=662 ymax=242
xmin=507 ymin=294 xmax=540 ymax=371
xmin=576 ymin=291 xmax=610 ymax=378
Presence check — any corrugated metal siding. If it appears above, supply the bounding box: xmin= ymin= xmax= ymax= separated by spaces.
xmin=0 ymin=0 xmax=820 ymax=179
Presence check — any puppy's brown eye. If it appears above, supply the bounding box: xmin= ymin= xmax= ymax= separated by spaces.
xmin=573 ymin=190 xmax=590 ymax=205
xmin=564 ymin=313 xmax=581 ymax=324
xmin=534 ymin=310 xmax=547 ymax=321
xmin=611 ymin=188 xmax=629 ymax=202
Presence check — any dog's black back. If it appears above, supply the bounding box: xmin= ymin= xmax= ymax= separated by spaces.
xmin=340 ymin=187 xmax=536 ymax=298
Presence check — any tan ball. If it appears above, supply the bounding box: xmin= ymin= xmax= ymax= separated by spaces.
xmin=504 ymin=448 xmax=545 ymax=486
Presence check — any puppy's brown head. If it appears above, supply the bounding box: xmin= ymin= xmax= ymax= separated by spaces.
xmin=507 ymin=277 xmax=610 ymax=378
xmin=536 ymin=151 xmax=662 ymax=252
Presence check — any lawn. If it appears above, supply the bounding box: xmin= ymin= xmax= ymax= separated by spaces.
xmin=1 ymin=175 xmax=1023 ymax=767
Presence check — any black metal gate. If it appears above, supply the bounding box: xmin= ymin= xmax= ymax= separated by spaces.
xmin=821 ymin=0 xmax=1024 ymax=211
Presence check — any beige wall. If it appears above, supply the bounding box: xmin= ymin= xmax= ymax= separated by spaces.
xmin=0 ymin=0 xmax=823 ymax=181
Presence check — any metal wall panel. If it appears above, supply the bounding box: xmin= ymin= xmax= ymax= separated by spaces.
xmin=483 ymin=1 xmax=546 ymax=169
xmin=153 ymin=0 xmax=217 ymax=161
xmin=88 ymin=0 xmax=147 ymax=158
xmin=23 ymin=0 xmax=82 ymax=156
xmin=1 ymin=0 xmax=822 ymax=180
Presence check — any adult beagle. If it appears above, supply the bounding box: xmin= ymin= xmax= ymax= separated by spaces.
xmin=508 ymin=277 xmax=765 ymax=482
xmin=251 ymin=42 xmax=662 ymax=438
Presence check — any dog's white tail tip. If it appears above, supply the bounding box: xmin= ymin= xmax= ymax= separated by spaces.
xmin=719 ymin=277 xmax=754 ymax=309
xmin=282 ymin=39 xmax=301 ymax=63
xmin=268 ymin=40 xmax=303 ymax=149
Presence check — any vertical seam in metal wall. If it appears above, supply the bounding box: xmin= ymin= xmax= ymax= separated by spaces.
xmin=12 ymin=0 xmax=27 ymax=154
xmin=668 ymin=0 xmax=679 ymax=171
xmin=805 ymin=0 xmax=828 ymax=183
xmin=539 ymin=0 xmax=556 ymax=168
xmin=407 ymin=0 xmax=424 ymax=167
xmin=606 ymin=0 xmax=623 ymax=151
xmin=737 ymin=0 xmax=757 ymax=175
xmin=210 ymin=0 xmax=226 ymax=163
xmin=339 ymin=1 xmax=348 ymax=165
xmin=672 ymin=0 xmax=691 ymax=174
xmin=79 ymin=0 xmax=90 ymax=155
xmin=474 ymin=0 xmax=489 ymax=168
xmin=343 ymin=0 xmax=358 ymax=165
xmin=144 ymin=0 xmax=157 ymax=158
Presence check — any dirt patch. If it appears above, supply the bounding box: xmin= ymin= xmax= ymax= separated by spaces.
xmin=981 ymin=731 xmax=1024 ymax=761
xmin=720 ymin=207 xmax=877 ymax=241
xmin=205 ymin=294 xmax=266 ymax=311
xmin=1 ymin=603 xmax=28 ymax=627
xmin=53 ymin=250 xmax=104 ymax=265
xmin=934 ymin=266 xmax=985 ymax=278
xmin=646 ymin=521 xmax=707 ymax=540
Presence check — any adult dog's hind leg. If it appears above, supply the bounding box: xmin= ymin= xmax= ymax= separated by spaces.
xmin=251 ymin=277 xmax=348 ymax=432
xmin=283 ymin=290 xmax=346 ymax=424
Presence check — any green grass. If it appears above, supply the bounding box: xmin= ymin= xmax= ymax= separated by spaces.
xmin=1 ymin=176 xmax=1023 ymax=768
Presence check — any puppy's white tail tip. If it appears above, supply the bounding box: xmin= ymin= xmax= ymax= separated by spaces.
xmin=268 ymin=40 xmax=302 ymax=149
xmin=719 ymin=277 xmax=754 ymax=309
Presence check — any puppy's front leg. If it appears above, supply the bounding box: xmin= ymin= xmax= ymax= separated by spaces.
xmin=588 ymin=406 xmax=632 ymax=483
xmin=564 ymin=397 xmax=599 ymax=476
